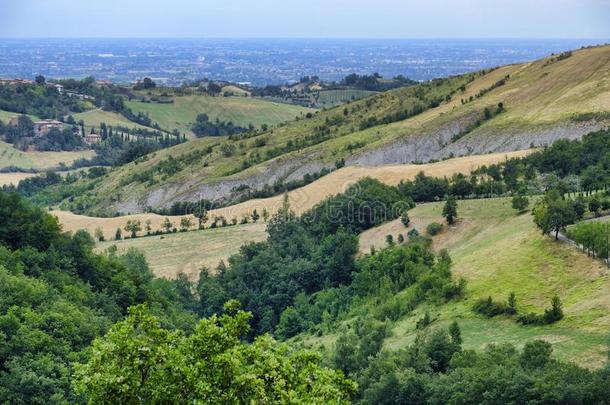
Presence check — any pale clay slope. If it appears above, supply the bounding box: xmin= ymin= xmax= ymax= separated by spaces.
xmin=55 ymin=149 xmax=531 ymax=240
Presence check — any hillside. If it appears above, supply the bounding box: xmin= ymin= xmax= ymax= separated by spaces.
xmin=0 ymin=139 xmax=94 ymax=170
xmin=54 ymin=149 xmax=529 ymax=240
xmin=314 ymin=197 xmax=610 ymax=368
xmin=125 ymin=94 xmax=314 ymax=136
xmin=60 ymin=45 xmax=610 ymax=215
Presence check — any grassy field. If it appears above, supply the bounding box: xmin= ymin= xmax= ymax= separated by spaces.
xmin=355 ymin=197 xmax=610 ymax=367
xmin=315 ymin=89 xmax=378 ymax=106
xmin=0 ymin=140 xmax=95 ymax=170
xmin=95 ymin=222 xmax=267 ymax=279
xmin=0 ymin=172 xmax=36 ymax=186
xmin=126 ymin=95 xmax=315 ymax=135
xmin=72 ymin=109 xmax=153 ymax=132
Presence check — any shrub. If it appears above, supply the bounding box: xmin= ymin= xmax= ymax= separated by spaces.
xmin=518 ymin=296 xmax=563 ymax=325
xmin=401 ymin=211 xmax=410 ymax=227
xmin=426 ymin=222 xmax=443 ymax=236
xmin=472 ymin=296 xmax=509 ymax=317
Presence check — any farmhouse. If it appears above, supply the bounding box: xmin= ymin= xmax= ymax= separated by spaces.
xmin=46 ymin=83 xmax=64 ymax=93
xmin=84 ymin=132 xmax=102 ymax=145
xmin=33 ymin=119 xmax=64 ymax=137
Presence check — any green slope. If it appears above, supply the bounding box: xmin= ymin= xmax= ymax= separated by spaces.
xmin=57 ymin=45 xmax=610 ymax=214
xmin=125 ymin=95 xmax=315 ymax=135
xmin=322 ymin=197 xmax=610 ymax=368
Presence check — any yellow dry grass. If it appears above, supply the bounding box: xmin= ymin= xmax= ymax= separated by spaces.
xmin=54 ymin=149 xmax=531 ymax=241
xmin=0 ymin=172 xmax=37 ymax=186
xmin=95 ymin=222 xmax=268 ymax=279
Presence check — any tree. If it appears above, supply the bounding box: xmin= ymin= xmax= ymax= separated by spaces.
xmin=262 ymin=208 xmax=269 ymax=222
xmin=162 ymin=217 xmax=173 ymax=233
xmin=401 ymin=210 xmax=410 ymax=227
xmin=115 ymin=228 xmax=122 ymax=240
xmin=573 ymin=197 xmax=586 ymax=220
xmin=533 ymin=190 xmax=576 ymax=240
xmin=511 ymin=193 xmax=529 ymax=213
xmin=145 ymin=219 xmax=152 ymax=235
xmin=195 ymin=206 xmax=208 ymax=230
xmin=543 ymin=295 xmax=563 ymax=324
xmin=589 ymin=197 xmax=601 ymax=216
xmin=35 ymin=75 xmax=45 ymax=85
xmin=385 ymin=234 xmax=394 ymax=246
xmin=251 ymin=209 xmax=260 ymax=223
xmin=94 ymin=227 xmax=105 ymax=242
xmin=397 ymin=234 xmax=405 ymax=243
xmin=124 ymin=220 xmax=142 ymax=238
xmin=448 ymin=321 xmax=462 ymax=345
xmin=442 ymin=196 xmax=458 ymax=225
xmin=180 ymin=217 xmax=193 ymax=232
xmin=73 ymin=303 xmax=356 ymax=404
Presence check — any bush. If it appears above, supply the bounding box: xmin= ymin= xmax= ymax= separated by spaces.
xmin=473 ymin=293 xmax=518 ymax=317
xmin=426 ymin=222 xmax=443 ymax=236
xmin=518 ymin=296 xmax=563 ymax=325
xmin=473 ymin=296 xmax=509 ymax=317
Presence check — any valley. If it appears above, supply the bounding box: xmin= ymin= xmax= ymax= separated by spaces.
xmin=48 ymin=45 xmax=609 ymax=216
xmin=1 ymin=34 xmax=609 ymax=404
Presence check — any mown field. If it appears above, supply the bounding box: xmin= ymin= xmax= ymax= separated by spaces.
xmin=126 ymin=95 xmax=315 ymax=135
xmin=95 ymin=222 xmax=267 ymax=279
xmin=71 ymin=109 xmax=153 ymax=132
xmin=315 ymin=89 xmax=378 ymax=106
xmin=54 ymin=150 xmax=530 ymax=239
xmin=0 ymin=139 xmax=95 ymax=170
xmin=0 ymin=172 xmax=36 ymax=186
xmin=352 ymin=197 xmax=610 ymax=367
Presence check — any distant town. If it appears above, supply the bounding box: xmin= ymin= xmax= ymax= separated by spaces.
xmin=0 ymin=38 xmax=606 ymax=86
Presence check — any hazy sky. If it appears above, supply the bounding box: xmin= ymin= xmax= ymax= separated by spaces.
xmin=2 ymin=0 xmax=609 ymax=38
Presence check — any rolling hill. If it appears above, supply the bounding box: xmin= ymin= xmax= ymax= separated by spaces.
xmin=305 ymin=197 xmax=610 ymax=368
xmin=58 ymin=45 xmax=610 ymax=215
xmin=0 ymin=139 xmax=94 ymax=170
xmin=53 ymin=150 xmax=529 ymax=235
xmin=125 ymin=94 xmax=315 ymax=136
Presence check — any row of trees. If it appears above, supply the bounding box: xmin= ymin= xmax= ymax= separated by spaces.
xmin=566 ymin=220 xmax=610 ymax=266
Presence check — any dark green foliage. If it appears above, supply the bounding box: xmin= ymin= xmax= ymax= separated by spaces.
xmin=511 ymin=193 xmax=529 ymax=212
xmin=191 ymin=113 xmax=248 ymax=137
xmin=442 ymin=195 xmax=458 ymax=224
xmin=426 ymin=222 xmax=443 ymax=236
xmin=356 ymin=334 xmax=610 ymax=404
xmin=416 ymin=312 xmax=432 ymax=330
xmin=517 ymin=295 xmax=564 ymax=325
xmin=473 ymin=296 xmax=509 ymax=317
xmin=0 ymin=191 xmax=198 ymax=403
xmin=533 ymin=189 xmax=577 ymax=240
xmin=401 ymin=210 xmax=410 ymax=227
xmin=73 ymin=303 xmax=356 ymax=404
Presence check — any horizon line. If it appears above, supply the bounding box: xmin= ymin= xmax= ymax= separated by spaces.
xmin=0 ymin=36 xmax=609 ymax=41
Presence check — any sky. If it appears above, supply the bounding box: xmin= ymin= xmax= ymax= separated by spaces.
xmin=1 ymin=0 xmax=609 ymax=38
